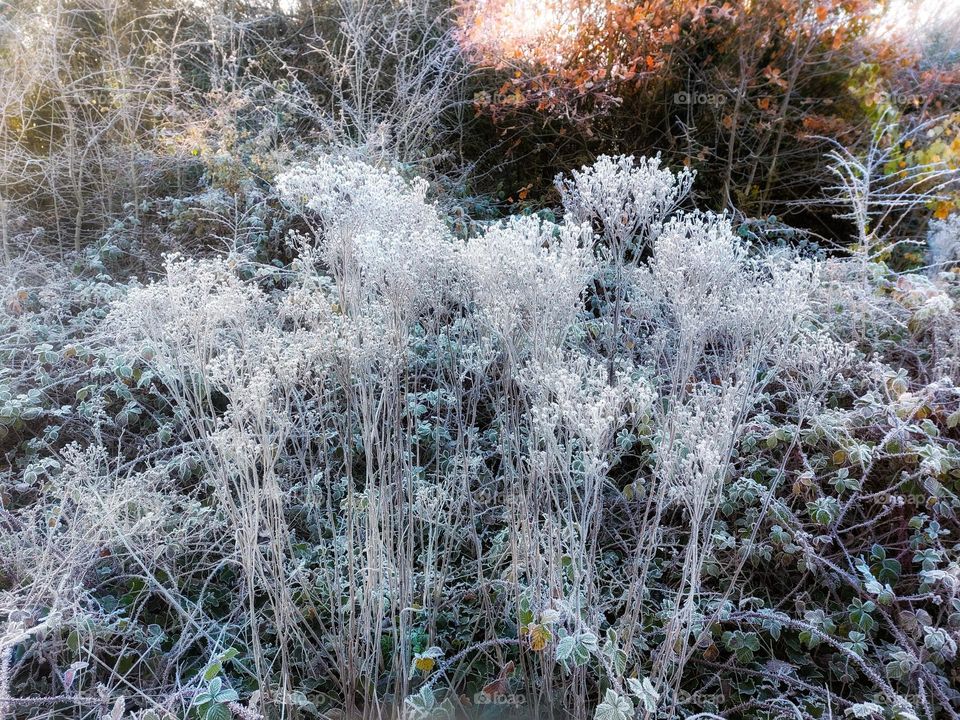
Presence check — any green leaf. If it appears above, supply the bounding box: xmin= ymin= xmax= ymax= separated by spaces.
xmin=215 ymin=689 xmax=238 ymax=704
xmin=594 ymin=690 xmax=634 ymax=720
xmin=627 ymin=677 xmax=660 ymax=713
xmin=205 ymin=703 xmax=231 ymax=720
xmin=556 ymin=636 xmax=576 ymax=662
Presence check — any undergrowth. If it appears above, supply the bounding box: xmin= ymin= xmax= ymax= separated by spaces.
xmin=1 ymin=154 xmax=959 ymax=720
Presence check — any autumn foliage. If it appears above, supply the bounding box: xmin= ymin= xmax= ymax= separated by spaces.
xmin=457 ymin=0 xmax=956 ymax=235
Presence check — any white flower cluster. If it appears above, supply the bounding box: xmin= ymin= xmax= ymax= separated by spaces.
xmin=462 ymin=215 xmax=597 ymax=353
xmin=520 ymin=351 xmax=652 ymax=457
xmin=639 ymin=212 xmax=819 ymax=358
xmin=277 ymin=155 xmax=456 ymax=322
xmin=658 ymin=381 xmax=744 ymax=511
xmin=556 ymin=153 xmax=695 ymax=255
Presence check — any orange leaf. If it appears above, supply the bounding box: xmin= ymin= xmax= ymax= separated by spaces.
xmin=528 ymin=624 xmax=551 ymax=652
xmin=934 ymin=201 xmax=953 ymax=220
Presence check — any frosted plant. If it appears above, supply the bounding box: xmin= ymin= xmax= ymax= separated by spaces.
xmin=811 ymin=255 xmax=901 ymax=344
xmin=646 ymin=212 xmax=748 ymax=343
xmin=515 ymin=351 xmax=651 ymax=636
xmin=824 ymin=114 xmax=960 ymax=264
xmin=107 ymin=255 xmax=337 ymax=701
xmin=778 ymin=328 xmax=855 ymax=409
xmin=277 ymin=156 xmax=457 ymax=332
xmin=278 ymin=239 xmax=395 ymax=367
xmin=278 ymin=248 xmax=340 ymax=328
xmin=649 ymin=380 xmax=747 ymax=690
xmin=1 ymin=442 xmax=203 ymax=638
xmin=462 ymin=215 xmax=596 ymax=356
xmin=108 ymin=254 xmax=270 ymax=383
xmin=351 ymin=227 xmax=458 ymax=316
xmin=624 ymin=213 xmax=820 ymax=701
xmin=520 ymin=351 xmax=651 ymax=461
xmin=738 ymin=254 xmax=819 ymax=343
xmin=556 ymin=154 xmax=695 ymax=382
xmin=657 ymin=382 xmax=744 ymax=511
xmin=927 ymin=213 xmax=960 ymax=273
xmin=913 ymin=290 xmax=956 ymax=323
xmin=639 ymin=211 xmax=819 ymax=376
xmin=14 ymin=143 xmax=959 ymax=720
xmin=276 ymin=154 xmax=447 ymax=242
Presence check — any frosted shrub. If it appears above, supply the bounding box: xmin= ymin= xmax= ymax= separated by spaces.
xmin=520 ymin=350 xmax=651 ymax=468
xmin=651 ymin=381 xmax=745 ymax=678
xmin=8 ymin=152 xmax=960 ymax=720
xmin=615 ymin=208 xmax=823 ymax=700
xmin=463 ymin=215 xmax=596 ymax=355
xmin=556 ymin=153 xmax=695 ymax=254
xmin=351 ymin=226 xmax=459 ymax=322
xmin=639 ymin=211 xmax=819 ymax=377
xmin=2 ymin=443 xmax=194 ymax=609
xmin=738 ymin=254 xmax=820 ymax=343
xmin=894 ymin=274 xmax=957 ymax=322
xmin=657 ymin=383 xmax=743 ymax=511
xmin=107 ymin=255 xmax=339 ymax=702
xmin=509 ymin=351 xmax=652 ymax=689
xmin=277 ymin=156 xmax=457 ymax=331
xmin=556 ymin=154 xmax=695 ymax=383
xmin=777 ymin=329 xmax=856 ymax=416
xmin=646 ymin=212 xmax=748 ymax=342
xmin=276 ymin=155 xmax=446 ymax=241
xmin=109 ymin=254 xmax=270 ymax=382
